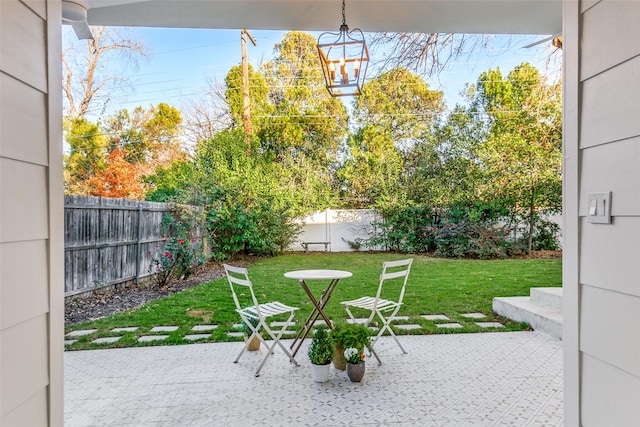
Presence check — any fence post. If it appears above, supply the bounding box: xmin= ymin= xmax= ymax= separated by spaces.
xmin=135 ymin=204 xmax=142 ymax=284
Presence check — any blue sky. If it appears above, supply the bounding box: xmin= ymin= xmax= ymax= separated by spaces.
xmin=63 ymin=27 xmax=561 ymax=118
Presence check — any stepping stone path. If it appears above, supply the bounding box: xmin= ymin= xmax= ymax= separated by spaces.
xmin=475 ymin=322 xmax=505 ymax=328
xmin=63 ymin=314 xmax=508 ymax=347
xmin=92 ymin=337 xmax=121 ymax=344
xmin=112 ymin=327 xmax=139 ymax=333
xmin=191 ymin=325 xmax=218 ymax=332
xmin=64 ymin=324 xmax=223 ymax=346
xmin=66 ymin=329 xmax=97 ymax=337
xmin=436 ymin=323 xmax=464 ymax=329
xmin=138 ymin=335 xmax=169 ymax=342
xmin=461 ymin=313 xmax=487 ymax=319
xmin=149 ymin=326 xmax=179 ymax=333
xmin=421 ymin=314 xmax=450 ymax=321
xmin=184 ymin=334 xmax=211 ymax=341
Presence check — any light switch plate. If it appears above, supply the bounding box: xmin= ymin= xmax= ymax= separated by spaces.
xmin=587 ymin=192 xmax=612 ymax=224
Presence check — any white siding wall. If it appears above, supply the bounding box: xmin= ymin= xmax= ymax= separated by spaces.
xmin=569 ymin=0 xmax=640 ymax=424
xmin=0 ymin=1 xmax=64 ymax=425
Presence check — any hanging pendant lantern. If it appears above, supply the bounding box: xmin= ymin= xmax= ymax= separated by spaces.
xmin=317 ymin=0 xmax=369 ymax=97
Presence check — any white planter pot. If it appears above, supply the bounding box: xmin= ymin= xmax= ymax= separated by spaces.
xmin=310 ymin=363 xmax=331 ymax=383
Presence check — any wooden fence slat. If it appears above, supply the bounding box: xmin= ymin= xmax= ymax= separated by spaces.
xmin=64 ymin=195 xmax=203 ymax=297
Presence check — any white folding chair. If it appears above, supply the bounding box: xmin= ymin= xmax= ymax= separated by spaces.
xmin=341 ymin=259 xmax=413 ymax=361
xmin=223 ymin=264 xmax=299 ymax=376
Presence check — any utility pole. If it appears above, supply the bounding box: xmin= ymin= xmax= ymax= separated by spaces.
xmin=241 ymin=29 xmax=257 ymax=154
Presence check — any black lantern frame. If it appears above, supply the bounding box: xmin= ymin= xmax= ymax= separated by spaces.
xmin=317 ymin=1 xmax=369 ymax=97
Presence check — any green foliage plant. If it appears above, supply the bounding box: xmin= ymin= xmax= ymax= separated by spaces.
xmin=330 ymin=322 xmax=372 ymax=352
xmin=308 ymin=327 xmax=334 ymax=365
xmin=149 ymin=210 xmax=205 ymax=289
xmin=241 ymin=316 xmax=260 ymax=337
xmin=365 ymin=204 xmax=439 ymax=253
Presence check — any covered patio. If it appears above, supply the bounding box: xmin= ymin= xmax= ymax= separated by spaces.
xmin=65 ymin=332 xmax=562 ymax=426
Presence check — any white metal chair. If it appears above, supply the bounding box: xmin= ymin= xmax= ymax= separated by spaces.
xmin=223 ymin=264 xmax=299 ymax=376
xmin=340 ymin=258 xmax=413 ymax=361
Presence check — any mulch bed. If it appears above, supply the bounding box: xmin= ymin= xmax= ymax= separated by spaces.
xmin=64 ymin=262 xmax=227 ymax=325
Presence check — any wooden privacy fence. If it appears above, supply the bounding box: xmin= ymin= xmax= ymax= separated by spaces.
xmin=64 ymin=196 xmax=203 ymax=297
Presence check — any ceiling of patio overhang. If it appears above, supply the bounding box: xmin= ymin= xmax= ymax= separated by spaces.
xmin=85 ymin=0 xmax=561 ymax=35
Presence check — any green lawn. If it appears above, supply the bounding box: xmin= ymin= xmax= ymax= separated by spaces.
xmin=64 ymin=253 xmax=561 ymax=350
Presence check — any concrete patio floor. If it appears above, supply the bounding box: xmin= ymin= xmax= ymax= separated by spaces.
xmin=64 ymin=332 xmax=563 ymax=426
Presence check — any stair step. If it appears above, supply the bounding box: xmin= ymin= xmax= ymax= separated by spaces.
xmin=530 ymin=287 xmax=563 ymax=311
xmin=493 ymin=296 xmax=563 ymax=340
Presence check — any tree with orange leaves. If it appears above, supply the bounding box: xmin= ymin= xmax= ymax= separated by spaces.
xmin=87 ymin=148 xmax=146 ymax=199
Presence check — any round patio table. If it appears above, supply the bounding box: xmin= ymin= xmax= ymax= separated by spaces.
xmin=284 ymin=269 xmax=352 ymax=358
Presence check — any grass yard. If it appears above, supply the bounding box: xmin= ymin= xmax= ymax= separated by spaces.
xmin=64 ymin=253 xmax=561 ymax=350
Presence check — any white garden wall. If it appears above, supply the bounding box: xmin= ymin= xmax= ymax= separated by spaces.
xmin=290 ymin=209 xmax=563 ymax=252
xmin=290 ymin=209 xmax=382 ymax=252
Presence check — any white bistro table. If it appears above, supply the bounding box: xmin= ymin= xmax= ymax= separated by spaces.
xmin=284 ymin=269 xmax=352 ymax=358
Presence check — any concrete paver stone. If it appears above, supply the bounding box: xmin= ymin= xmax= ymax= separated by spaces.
xmin=461 ymin=313 xmax=487 ymax=319
xmin=184 ymin=334 xmax=211 ymax=341
xmin=191 ymin=325 xmax=219 ymax=332
xmin=92 ymin=337 xmax=122 ymax=344
xmin=475 ymin=322 xmax=505 ymax=328
xmin=112 ymin=327 xmax=139 ymax=333
xmin=149 ymin=326 xmax=179 ymax=333
xmin=436 ymin=323 xmax=464 ymax=329
xmin=138 ymin=335 xmax=169 ymax=342
xmin=421 ymin=314 xmax=450 ymax=321
xmin=66 ymin=329 xmax=97 ymax=337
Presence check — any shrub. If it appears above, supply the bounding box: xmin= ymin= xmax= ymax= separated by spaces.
xmin=531 ymin=217 xmax=560 ymax=251
xmin=308 ymin=327 xmax=334 ymax=365
xmin=434 ymin=220 xmax=511 ymax=259
xmin=365 ymin=205 xmax=438 ymax=253
xmin=364 ymin=202 xmax=516 ymax=258
xmin=206 ymin=190 xmax=300 ymax=261
xmin=149 ymin=210 xmax=205 ymax=289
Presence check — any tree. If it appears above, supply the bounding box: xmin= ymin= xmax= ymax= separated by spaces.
xmin=339 ymin=68 xmax=444 ymax=207
xmin=404 ymin=102 xmax=486 ymax=206
xmin=473 ymin=63 xmax=562 ymax=251
xmin=64 ymin=118 xmax=109 ymax=194
xmin=62 ymin=26 xmax=148 ymax=120
xmin=86 ymin=148 xmax=146 ymax=199
xmin=180 ymin=76 xmax=234 ymax=145
xmin=370 ymin=33 xmax=495 ymax=76
xmin=338 ymin=125 xmax=404 ymax=207
xmin=103 ymin=103 xmax=185 ymax=176
xmin=64 ymin=104 xmax=185 ymax=197
xmin=259 ymin=32 xmax=349 ymax=168
xmin=224 ymin=64 xmax=272 ymax=134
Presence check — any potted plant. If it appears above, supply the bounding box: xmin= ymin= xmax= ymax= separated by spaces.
xmin=330 ymin=322 xmax=372 ymax=370
xmin=344 ymin=347 xmax=366 ymax=382
xmin=307 ymin=327 xmax=334 ymax=382
xmin=242 ymin=317 xmax=261 ymax=351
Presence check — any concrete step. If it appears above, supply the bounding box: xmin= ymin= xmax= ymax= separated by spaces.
xmin=493 ymin=289 xmax=563 ymax=340
xmin=530 ymin=287 xmax=563 ymax=311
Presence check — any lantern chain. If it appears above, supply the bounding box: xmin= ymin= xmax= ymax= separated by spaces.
xmin=342 ymin=0 xmax=346 ymax=26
